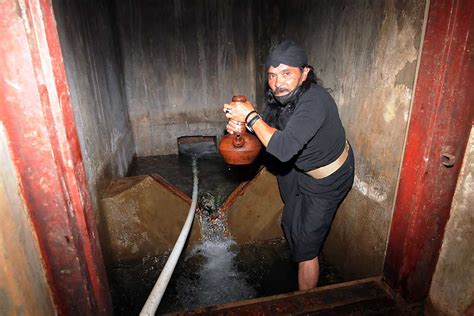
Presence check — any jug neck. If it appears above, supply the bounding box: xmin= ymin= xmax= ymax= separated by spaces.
xmin=234 ymin=121 xmax=247 ymax=134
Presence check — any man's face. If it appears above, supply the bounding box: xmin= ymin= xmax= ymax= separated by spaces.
xmin=267 ymin=64 xmax=310 ymax=96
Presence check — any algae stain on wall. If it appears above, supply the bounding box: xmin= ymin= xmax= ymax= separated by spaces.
xmin=316 ymin=0 xmax=426 ymax=279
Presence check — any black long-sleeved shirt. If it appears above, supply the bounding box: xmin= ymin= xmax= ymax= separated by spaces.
xmin=266 ymin=83 xmax=346 ymax=171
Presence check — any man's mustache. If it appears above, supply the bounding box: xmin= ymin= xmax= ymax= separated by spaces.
xmin=274 ymin=87 xmax=289 ymax=94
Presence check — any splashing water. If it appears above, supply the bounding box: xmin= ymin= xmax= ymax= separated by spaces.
xmin=170 ymin=157 xmax=256 ymax=310
xmin=172 ymin=238 xmax=256 ymax=310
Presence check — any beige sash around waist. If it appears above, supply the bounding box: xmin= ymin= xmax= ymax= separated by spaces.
xmin=306 ymin=140 xmax=350 ymax=179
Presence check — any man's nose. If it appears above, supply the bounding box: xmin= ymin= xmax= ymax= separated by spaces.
xmin=275 ymin=74 xmax=286 ymax=87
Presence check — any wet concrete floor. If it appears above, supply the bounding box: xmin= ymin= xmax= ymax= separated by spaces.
xmin=110 ymin=238 xmax=345 ymax=315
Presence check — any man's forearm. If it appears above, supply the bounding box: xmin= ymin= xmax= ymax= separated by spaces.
xmin=250 ymin=118 xmax=277 ymax=147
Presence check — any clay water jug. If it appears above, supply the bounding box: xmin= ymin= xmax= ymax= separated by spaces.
xmin=218 ymin=96 xmax=262 ymax=165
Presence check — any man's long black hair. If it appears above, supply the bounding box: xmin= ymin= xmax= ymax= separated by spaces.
xmin=262 ymin=66 xmax=321 ymax=130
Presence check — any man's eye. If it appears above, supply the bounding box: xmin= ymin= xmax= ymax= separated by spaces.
xmin=283 ymin=72 xmax=292 ymax=78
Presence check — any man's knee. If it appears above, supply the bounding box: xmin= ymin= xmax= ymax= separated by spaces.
xmin=299 ymin=256 xmax=319 ymax=267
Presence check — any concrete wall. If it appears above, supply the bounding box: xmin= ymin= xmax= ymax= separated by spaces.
xmin=255 ymin=0 xmax=426 ymax=279
xmin=0 ymin=126 xmax=55 ymax=315
xmin=52 ymin=0 xmax=135 ymax=221
xmin=114 ymin=0 xmax=257 ymax=156
xmin=426 ymin=127 xmax=474 ymax=316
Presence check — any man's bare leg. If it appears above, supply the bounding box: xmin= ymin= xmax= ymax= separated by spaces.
xmin=298 ymin=257 xmax=319 ymax=290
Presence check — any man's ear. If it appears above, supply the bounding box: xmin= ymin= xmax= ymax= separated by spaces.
xmin=301 ymin=66 xmax=311 ymax=82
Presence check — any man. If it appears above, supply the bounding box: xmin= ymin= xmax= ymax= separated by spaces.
xmin=223 ymin=40 xmax=354 ymax=290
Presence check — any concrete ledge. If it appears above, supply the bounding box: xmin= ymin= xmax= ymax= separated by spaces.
xmin=100 ymin=166 xmax=284 ymax=264
xmin=100 ymin=175 xmax=201 ymax=263
xmin=223 ymin=167 xmax=284 ymax=243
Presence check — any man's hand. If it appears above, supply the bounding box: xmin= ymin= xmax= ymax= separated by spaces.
xmin=223 ymin=100 xmax=256 ymax=123
xmin=226 ymin=119 xmax=243 ymax=135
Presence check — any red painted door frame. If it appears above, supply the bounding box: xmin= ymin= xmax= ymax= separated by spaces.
xmin=1 ymin=0 xmax=472 ymax=312
xmin=384 ymin=0 xmax=474 ymax=302
xmin=0 ymin=0 xmax=112 ymax=314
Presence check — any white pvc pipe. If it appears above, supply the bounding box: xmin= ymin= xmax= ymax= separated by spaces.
xmin=140 ymin=158 xmax=199 ymax=316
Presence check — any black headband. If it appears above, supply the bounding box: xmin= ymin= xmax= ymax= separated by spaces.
xmin=265 ymin=39 xmax=308 ymax=69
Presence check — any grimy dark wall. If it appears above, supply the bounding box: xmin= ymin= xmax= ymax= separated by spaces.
xmin=255 ymin=0 xmax=426 ymax=279
xmin=114 ymin=0 xmax=257 ymax=155
xmin=53 ymin=0 xmax=135 ymax=220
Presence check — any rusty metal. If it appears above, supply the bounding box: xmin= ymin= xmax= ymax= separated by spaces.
xmin=384 ymin=0 xmax=474 ymax=302
xmin=0 ymin=0 xmax=112 ymax=314
xmin=441 ymin=153 xmax=456 ymax=167
xmin=168 ymin=277 xmax=402 ymax=315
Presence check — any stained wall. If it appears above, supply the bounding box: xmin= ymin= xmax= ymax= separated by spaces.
xmin=114 ymin=0 xmax=257 ymax=156
xmin=255 ymin=0 xmax=426 ymax=279
xmin=52 ymin=0 xmax=135 ymax=221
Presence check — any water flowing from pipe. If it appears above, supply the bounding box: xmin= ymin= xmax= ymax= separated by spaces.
xmin=170 ymin=187 xmax=256 ymax=310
